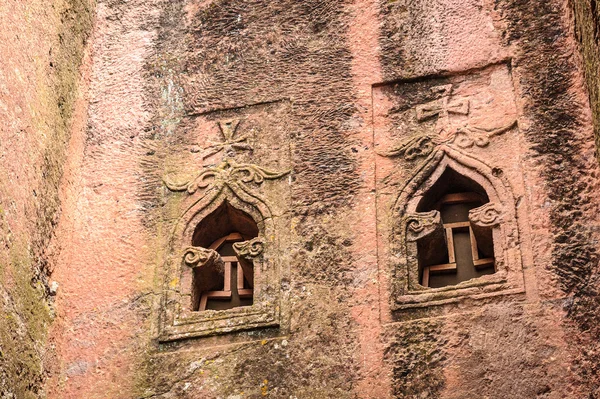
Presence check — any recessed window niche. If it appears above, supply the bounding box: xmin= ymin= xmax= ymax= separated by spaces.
xmin=186 ymin=202 xmax=258 ymax=311
xmin=189 ymin=202 xmax=258 ymax=312
xmin=415 ymin=169 xmax=495 ymax=288
xmin=390 ymin=151 xmax=526 ymax=311
xmin=160 ymin=196 xmax=281 ymax=341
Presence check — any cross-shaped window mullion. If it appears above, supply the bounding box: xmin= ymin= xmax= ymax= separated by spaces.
xmin=198 ymin=256 xmax=253 ymax=311
xmin=469 ymin=227 xmax=494 ymax=270
xmin=422 ymin=221 xmax=494 ymax=287
xmin=236 ymin=261 xmax=253 ymax=298
xmin=198 ymin=258 xmax=233 ymax=311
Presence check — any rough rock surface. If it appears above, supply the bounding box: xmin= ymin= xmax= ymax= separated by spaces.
xmin=2 ymin=0 xmax=600 ymax=398
xmin=572 ymin=0 xmax=600 ymax=163
xmin=0 ymin=0 xmax=93 ymax=397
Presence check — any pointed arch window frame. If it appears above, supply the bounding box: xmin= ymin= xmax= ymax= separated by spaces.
xmin=391 ymin=146 xmax=526 ymax=310
xmin=158 ymin=185 xmax=282 ymax=342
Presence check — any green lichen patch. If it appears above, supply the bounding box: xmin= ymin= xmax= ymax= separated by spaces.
xmin=0 ymin=0 xmax=94 ymax=396
xmin=0 ymin=247 xmax=52 ymax=398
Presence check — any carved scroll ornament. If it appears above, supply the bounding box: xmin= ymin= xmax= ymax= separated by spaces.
xmin=379 ymin=136 xmax=435 ymax=160
xmin=233 ymin=237 xmax=265 ymax=260
xmin=380 ymin=121 xmax=516 ymax=162
xmin=469 ymin=202 xmax=504 ymax=227
xmin=452 ymin=122 xmax=516 ymax=149
xmin=164 ymin=159 xmax=290 ymax=196
xmin=183 ymin=247 xmax=222 ymax=269
xmin=404 ymin=210 xmax=442 ymax=242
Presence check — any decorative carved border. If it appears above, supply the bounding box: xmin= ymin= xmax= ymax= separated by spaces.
xmin=390 ymin=145 xmax=525 ymax=310
xmin=158 ymin=115 xmax=291 ymax=341
xmin=159 ymin=178 xmax=285 ymax=341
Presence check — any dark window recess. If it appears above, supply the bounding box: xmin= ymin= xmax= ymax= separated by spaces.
xmin=190 ymin=202 xmax=257 ymax=311
xmin=417 ymin=170 xmax=495 ymax=288
xmin=195 ymin=233 xmax=254 ymax=311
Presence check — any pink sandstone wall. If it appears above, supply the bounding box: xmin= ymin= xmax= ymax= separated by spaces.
xmin=572 ymin=0 xmax=600 ymax=163
xmin=31 ymin=0 xmax=600 ymax=398
xmin=0 ymin=0 xmax=93 ymax=397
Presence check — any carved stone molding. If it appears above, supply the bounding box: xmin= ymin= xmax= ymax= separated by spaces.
xmin=182 ymin=247 xmax=222 ymax=269
xmin=233 ymin=237 xmax=265 ymax=259
xmin=164 ymin=158 xmax=290 ymax=196
xmin=379 ymin=120 xmax=516 ymax=161
xmin=469 ymin=202 xmax=504 ymax=227
xmin=404 ymin=210 xmax=442 ymax=242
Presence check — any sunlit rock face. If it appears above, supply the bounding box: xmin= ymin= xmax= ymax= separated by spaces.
xmin=3 ymin=0 xmax=600 ymax=398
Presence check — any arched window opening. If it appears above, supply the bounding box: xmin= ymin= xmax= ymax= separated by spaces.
xmin=190 ymin=202 xmax=258 ymax=311
xmin=417 ymin=168 xmax=495 ymax=288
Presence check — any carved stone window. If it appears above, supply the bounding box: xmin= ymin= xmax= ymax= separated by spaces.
xmin=192 ymin=232 xmax=254 ymax=311
xmin=418 ymin=191 xmax=495 ymax=288
xmin=159 ymin=118 xmax=290 ymax=341
xmin=389 ymin=150 xmax=525 ymax=311
xmin=160 ymin=179 xmax=286 ymax=340
xmin=372 ymin=64 xmax=527 ymax=313
xmin=179 ymin=200 xmax=269 ymax=313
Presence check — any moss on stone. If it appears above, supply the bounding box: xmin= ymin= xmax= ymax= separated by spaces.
xmin=572 ymin=0 xmax=600 ymax=163
xmin=0 ymin=250 xmax=52 ymax=397
xmin=0 ymin=0 xmax=95 ymax=396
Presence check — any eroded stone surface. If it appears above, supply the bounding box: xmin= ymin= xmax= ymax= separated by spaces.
xmin=2 ymin=0 xmax=600 ymax=398
xmin=0 ymin=0 xmax=93 ymax=397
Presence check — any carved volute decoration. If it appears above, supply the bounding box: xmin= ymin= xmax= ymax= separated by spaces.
xmin=373 ymin=64 xmax=527 ymax=312
xmin=159 ymin=118 xmax=290 ymax=341
xmin=403 ymin=210 xmax=443 ymax=242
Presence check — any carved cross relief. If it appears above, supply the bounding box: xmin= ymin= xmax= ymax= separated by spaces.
xmin=379 ymin=83 xmax=517 ymax=161
xmin=203 ymin=119 xmax=253 ymax=160
xmin=165 ymin=119 xmax=290 ymax=198
xmin=415 ymin=84 xmax=470 ymax=135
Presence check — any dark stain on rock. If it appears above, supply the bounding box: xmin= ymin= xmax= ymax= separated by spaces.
xmin=386 ymin=320 xmax=447 ymax=399
xmin=496 ymin=0 xmax=600 ymax=394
